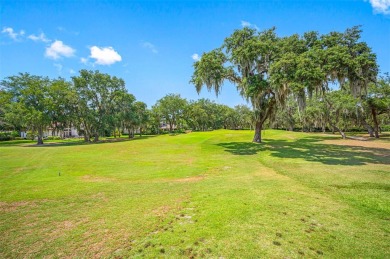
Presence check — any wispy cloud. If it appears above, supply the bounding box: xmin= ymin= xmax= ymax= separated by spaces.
xmin=45 ymin=40 xmax=75 ymax=59
xmin=241 ymin=20 xmax=259 ymax=30
xmin=80 ymin=57 xmax=88 ymax=64
xmin=28 ymin=32 xmax=50 ymax=43
xmin=57 ymin=26 xmax=80 ymax=35
xmin=142 ymin=41 xmax=158 ymax=54
xmin=53 ymin=63 xmax=63 ymax=75
xmin=1 ymin=27 xmax=25 ymax=41
xmin=89 ymin=46 xmax=122 ymax=65
xmin=69 ymin=69 xmax=76 ymax=74
xmin=191 ymin=53 xmax=200 ymax=61
xmin=366 ymin=0 xmax=390 ymax=14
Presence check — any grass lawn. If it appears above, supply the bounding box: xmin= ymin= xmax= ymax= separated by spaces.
xmin=0 ymin=130 xmax=389 ymax=258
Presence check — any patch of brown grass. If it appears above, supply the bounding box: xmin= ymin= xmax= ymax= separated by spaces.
xmin=81 ymin=175 xmax=116 ymax=183
xmin=323 ymin=138 xmax=390 ymax=149
xmin=0 ymin=201 xmax=36 ymax=212
xmin=171 ymin=176 xmax=205 ymax=183
xmin=152 ymin=206 xmax=172 ymax=217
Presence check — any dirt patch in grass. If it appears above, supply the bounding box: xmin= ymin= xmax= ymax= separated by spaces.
xmin=171 ymin=176 xmax=204 ymax=183
xmin=152 ymin=206 xmax=172 ymax=217
xmin=323 ymin=139 xmax=390 ymax=150
xmin=81 ymin=175 xmax=117 ymax=183
xmin=186 ymin=158 xmax=194 ymax=165
xmin=0 ymin=201 xmax=36 ymax=212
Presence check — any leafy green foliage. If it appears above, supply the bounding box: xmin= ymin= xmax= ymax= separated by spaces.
xmin=1 ymin=73 xmax=53 ymax=144
xmin=153 ymin=94 xmax=187 ymax=132
xmin=191 ymin=26 xmax=379 ymax=141
xmin=72 ymin=70 xmax=127 ymax=141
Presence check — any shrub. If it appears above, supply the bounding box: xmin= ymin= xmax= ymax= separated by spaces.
xmin=10 ymin=131 xmax=20 ymax=138
xmin=46 ymin=136 xmax=62 ymax=140
xmin=380 ymin=124 xmax=390 ymax=132
xmin=26 ymin=131 xmax=35 ymax=140
xmin=0 ymin=135 xmax=12 ymax=141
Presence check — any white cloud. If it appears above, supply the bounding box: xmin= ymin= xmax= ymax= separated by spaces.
xmin=80 ymin=57 xmax=88 ymax=64
xmin=191 ymin=53 xmax=200 ymax=61
xmin=89 ymin=46 xmax=122 ymax=65
xmin=57 ymin=26 xmax=79 ymax=35
xmin=142 ymin=42 xmax=158 ymax=53
xmin=367 ymin=0 xmax=390 ymax=14
xmin=1 ymin=27 xmax=24 ymax=41
xmin=241 ymin=21 xmax=251 ymax=27
xmin=28 ymin=32 xmax=50 ymax=43
xmin=45 ymin=40 xmax=75 ymax=59
xmin=69 ymin=69 xmax=76 ymax=74
xmin=240 ymin=20 xmax=259 ymax=30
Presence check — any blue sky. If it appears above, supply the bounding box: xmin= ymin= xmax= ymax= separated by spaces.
xmin=1 ymin=0 xmax=389 ymax=107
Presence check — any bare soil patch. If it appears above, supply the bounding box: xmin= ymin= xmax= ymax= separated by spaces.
xmin=0 ymin=201 xmax=36 ymax=212
xmin=171 ymin=176 xmax=204 ymax=183
xmin=323 ymin=139 xmax=390 ymax=149
xmin=81 ymin=175 xmax=116 ymax=183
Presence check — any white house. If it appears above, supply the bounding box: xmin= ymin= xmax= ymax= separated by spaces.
xmin=20 ymin=125 xmax=80 ymax=139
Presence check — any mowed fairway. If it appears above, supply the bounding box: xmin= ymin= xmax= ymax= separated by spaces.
xmin=0 ymin=130 xmax=389 ymax=258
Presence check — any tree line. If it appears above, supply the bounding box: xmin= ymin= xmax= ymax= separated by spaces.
xmin=0 ymin=70 xmax=254 ymax=144
xmin=191 ymin=26 xmax=389 ymax=142
xmin=1 ymin=26 xmax=389 ymax=145
xmin=272 ymin=75 xmax=390 ymax=138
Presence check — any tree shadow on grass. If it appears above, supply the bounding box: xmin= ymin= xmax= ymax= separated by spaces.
xmin=216 ymin=136 xmax=390 ymax=166
xmin=0 ymin=135 xmax=157 ymax=148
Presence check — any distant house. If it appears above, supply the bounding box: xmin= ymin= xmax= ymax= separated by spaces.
xmin=45 ymin=126 xmax=79 ymax=138
xmin=122 ymin=127 xmax=141 ymax=135
xmin=20 ymin=125 xmax=80 ymax=139
xmin=159 ymin=120 xmax=177 ymax=131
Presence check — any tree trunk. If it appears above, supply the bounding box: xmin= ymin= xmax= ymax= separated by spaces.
xmin=362 ymin=118 xmax=375 ymax=137
xmin=93 ymin=132 xmax=99 ymax=142
xmin=130 ymin=128 xmax=134 ymax=138
xmin=127 ymin=128 xmax=131 ymax=138
xmin=329 ymin=122 xmax=346 ymax=139
xmin=371 ymin=108 xmax=380 ymax=138
xmin=37 ymin=127 xmax=44 ymax=145
xmin=169 ymin=121 xmax=173 ymax=132
xmin=83 ymin=123 xmax=92 ymax=142
xmin=252 ymin=121 xmax=262 ymax=143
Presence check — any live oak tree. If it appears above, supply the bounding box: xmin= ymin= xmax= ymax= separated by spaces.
xmin=132 ymin=101 xmax=149 ymax=137
xmin=72 ymin=70 xmax=127 ymax=142
xmin=117 ymin=92 xmax=136 ymax=138
xmin=153 ymin=94 xmax=187 ymax=132
xmin=192 ymin=26 xmax=378 ymax=142
xmin=47 ymin=78 xmax=77 ymax=137
xmin=191 ymin=27 xmax=287 ymax=142
xmin=184 ymin=100 xmax=209 ymax=131
xmin=1 ymin=73 xmax=52 ymax=145
xmin=362 ymin=74 xmax=390 ymax=138
xmin=184 ymin=99 xmax=230 ymax=131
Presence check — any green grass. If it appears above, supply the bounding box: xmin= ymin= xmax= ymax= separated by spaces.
xmin=0 ymin=130 xmax=389 ymax=258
